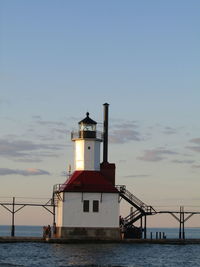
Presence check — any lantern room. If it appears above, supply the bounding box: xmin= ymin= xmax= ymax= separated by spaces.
xmin=78 ymin=112 xmax=97 ymax=138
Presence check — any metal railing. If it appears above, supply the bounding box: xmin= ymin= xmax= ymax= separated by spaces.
xmin=124 ymin=209 xmax=141 ymax=222
xmin=53 ymin=183 xmax=120 ymax=193
xmin=71 ymin=130 xmax=103 ymax=140
xmin=116 ymin=185 xmax=156 ymax=214
xmin=116 ymin=185 xmax=146 ymax=208
xmin=53 ymin=184 xmax=66 ymax=193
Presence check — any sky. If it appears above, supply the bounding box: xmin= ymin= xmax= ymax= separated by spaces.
xmin=0 ymin=0 xmax=200 ymax=227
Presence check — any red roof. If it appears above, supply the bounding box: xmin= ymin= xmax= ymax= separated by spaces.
xmin=60 ymin=171 xmax=118 ymax=193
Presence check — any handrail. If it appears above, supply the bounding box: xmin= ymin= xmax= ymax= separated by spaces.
xmin=53 ymin=183 xmax=119 ymax=193
xmin=71 ymin=130 xmax=103 ymax=140
xmin=116 ymin=185 xmax=156 ymax=214
xmin=124 ymin=209 xmax=141 ymax=222
xmin=116 ymin=185 xmax=147 ymax=208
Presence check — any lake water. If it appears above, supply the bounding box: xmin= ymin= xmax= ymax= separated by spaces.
xmin=1 ymin=225 xmax=200 ymax=239
xmin=0 ymin=226 xmax=200 ymax=267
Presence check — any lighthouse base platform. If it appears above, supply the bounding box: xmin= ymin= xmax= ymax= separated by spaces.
xmin=55 ymin=227 xmax=120 ymax=241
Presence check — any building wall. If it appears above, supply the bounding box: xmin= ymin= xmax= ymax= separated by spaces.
xmin=74 ymin=140 xmax=101 ymax=171
xmin=57 ymin=192 xmax=119 ymax=228
xmin=55 ymin=226 xmax=120 ymax=240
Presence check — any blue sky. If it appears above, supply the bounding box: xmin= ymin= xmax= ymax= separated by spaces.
xmin=0 ymin=0 xmax=200 ymax=226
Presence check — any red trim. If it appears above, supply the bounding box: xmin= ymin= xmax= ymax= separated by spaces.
xmin=61 ymin=171 xmax=118 ymax=193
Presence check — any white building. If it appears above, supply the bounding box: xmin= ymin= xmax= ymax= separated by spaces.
xmin=55 ymin=107 xmax=120 ymax=240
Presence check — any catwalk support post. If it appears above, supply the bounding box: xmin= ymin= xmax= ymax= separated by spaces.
xmin=11 ymin=197 xmax=15 ymax=237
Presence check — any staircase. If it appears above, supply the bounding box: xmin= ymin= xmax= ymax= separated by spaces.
xmin=123 ymin=209 xmax=143 ymax=226
xmin=51 ymin=184 xmax=64 ymax=206
xmin=116 ymin=185 xmax=156 ymax=226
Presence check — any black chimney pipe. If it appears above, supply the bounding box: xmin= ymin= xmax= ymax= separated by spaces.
xmin=103 ymin=103 xmax=109 ymax=163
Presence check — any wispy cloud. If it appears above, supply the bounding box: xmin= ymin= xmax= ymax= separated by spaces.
xmin=186 ymin=146 xmax=200 ymax=153
xmin=124 ymin=174 xmax=150 ymax=178
xmin=138 ymin=148 xmax=178 ymax=161
xmin=162 ymin=126 xmax=177 ymax=135
xmin=109 ymin=121 xmax=142 ymax=144
xmin=32 ymin=115 xmax=42 ymax=120
xmin=35 ymin=120 xmax=66 ymax=127
xmin=31 ymin=117 xmax=69 ymax=138
xmin=109 ymin=129 xmax=142 ymax=143
xmin=0 ymin=168 xmax=50 ymax=176
xmin=190 ymin=138 xmax=200 ymax=144
xmin=116 ymin=159 xmax=127 ymax=164
xmin=171 ymin=159 xmax=195 ymax=164
xmin=0 ymin=139 xmax=62 ymax=161
xmin=186 ymin=138 xmax=200 ymax=153
xmin=191 ymin=165 xmax=200 ymax=169
xmin=112 ymin=121 xmax=138 ymax=129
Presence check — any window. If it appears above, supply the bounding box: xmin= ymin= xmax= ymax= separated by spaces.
xmin=93 ymin=200 xmax=99 ymax=212
xmin=83 ymin=200 xmax=89 ymax=212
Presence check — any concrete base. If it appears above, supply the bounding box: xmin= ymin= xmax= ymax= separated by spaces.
xmin=55 ymin=227 xmax=121 ymax=241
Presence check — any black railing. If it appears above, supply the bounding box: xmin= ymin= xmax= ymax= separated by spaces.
xmin=116 ymin=185 xmax=146 ymax=208
xmin=53 ymin=183 xmax=119 ymax=193
xmin=71 ymin=130 xmax=103 ymax=140
xmin=124 ymin=209 xmax=141 ymax=222
xmin=116 ymin=185 xmax=156 ymax=214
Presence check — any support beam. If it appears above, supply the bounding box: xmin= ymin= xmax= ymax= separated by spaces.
xmin=0 ymin=197 xmax=55 ymax=237
xmin=144 ymin=215 xmax=147 ymax=239
xmin=11 ymin=197 xmax=15 ymax=237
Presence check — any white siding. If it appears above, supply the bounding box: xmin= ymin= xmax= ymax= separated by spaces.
xmin=74 ymin=140 xmax=101 ymax=171
xmin=57 ymin=192 xmax=119 ymax=228
xmin=75 ymin=140 xmax=84 ymax=170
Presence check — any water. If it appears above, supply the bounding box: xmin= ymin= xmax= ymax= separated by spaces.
xmin=0 ymin=225 xmax=42 ymax=237
xmin=0 ymin=226 xmax=200 ymax=267
xmin=1 ymin=226 xmax=200 ymax=239
xmin=0 ymin=242 xmax=200 ymax=267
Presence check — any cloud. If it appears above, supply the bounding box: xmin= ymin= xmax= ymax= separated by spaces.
xmin=171 ymin=159 xmax=195 ymax=164
xmin=109 ymin=129 xmax=142 ymax=143
xmin=190 ymin=138 xmax=200 ymax=144
xmin=35 ymin=120 xmax=66 ymax=127
xmin=186 ymin=146 xmax=200 ymax=153
xmin=191 ymin=165 xmax=200 ymax=169
xmin=186 ymin=138 xmax=200 ymax=153
xmin=112 ymin=121 xmax=138 ymax=129
xmin=32 ymin=115 xmax=42 ymax=120
xmin=31 ymin=117 xmax=69 ymax=138
xmin=32 ymin=116 xmax=66 ymax=127
xmin=14 ymin=158 xmax=43 ymax=163
xmin=138 ymin=148 xmax=178 ymax=161
xmin=0 ymin=168 xmax=50 ymax=176
xmin=162 ymin=126 xmax=177 ymax=135
xmin=124 ymin=174 xmax=150 ymax=178
xmin=116 ymin=159 xmax=127 ymax=164
xmin=0 ymin=139 xmax=62 ymax=160
xmin=109 ymin=121 xmax=142 ymax=144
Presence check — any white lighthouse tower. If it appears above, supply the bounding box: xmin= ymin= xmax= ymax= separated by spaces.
xmin=73 ymin=112 xmax=101 ymax=171
xmin=55 ymin=104 xmax=120 ymax=240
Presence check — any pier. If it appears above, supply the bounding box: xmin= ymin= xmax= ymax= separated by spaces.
xmin=1 ymin=192 xmax=200 ymax=241
xmin=0 ymin=197 xmax=55 ymax=237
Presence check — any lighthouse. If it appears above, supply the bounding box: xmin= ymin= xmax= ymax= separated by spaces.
xmin=55 ymin=104 xmax=120 ymax=240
